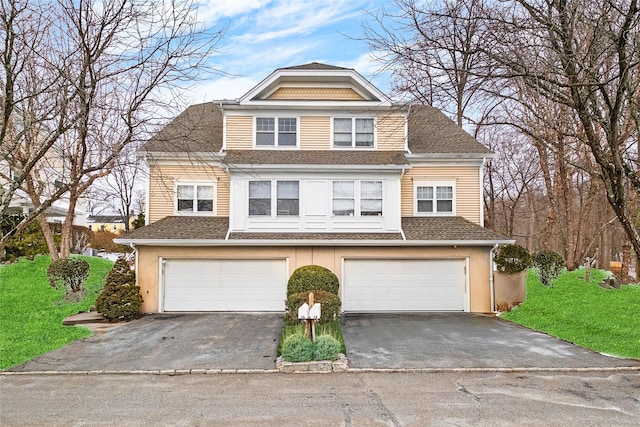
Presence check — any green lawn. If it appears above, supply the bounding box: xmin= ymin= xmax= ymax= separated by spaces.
xmin=501 ymin=268 xmax=640 ymax=359
xmin=0 ymin=255 xmax=114 ymax=370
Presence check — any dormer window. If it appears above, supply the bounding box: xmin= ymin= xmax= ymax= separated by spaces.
xmin=333 ymin=117 xmax=375 ymax=148
xmin=255 ymin=117 xmax=298 ymax=147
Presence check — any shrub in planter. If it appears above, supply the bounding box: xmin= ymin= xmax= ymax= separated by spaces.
xmin=47 ymin=258 xmax=90 ymax=298
xmin=281 ymin=333 xmax=314 ymax=362
xmin=95 ymin=257 xmax=143 ymax=321
xmin=284 ymin=290 xmax=341 ymax=325
xmin=494 ymin=244 xmax=532 ymax=274
xmin=287 ymin=265 xmax=339 ymax=296
xmin=314 ymin=334 xmax=341 ymax=361
xmin=532 ymin=250 xmax=565 ymax=286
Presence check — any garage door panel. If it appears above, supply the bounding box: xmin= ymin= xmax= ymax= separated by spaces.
xmin=344 ymin=259 xmax=465 ymax=312
xmin=163 ymin=259 xmax=286 ymax=312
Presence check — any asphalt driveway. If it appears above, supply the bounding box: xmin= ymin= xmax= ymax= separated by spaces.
xmin=9 ymin=312 xmax=640 ymax=373
xmin=341 ymin=313 xmax=640 ymax=369
xmin=10 ymin=313 xmax=283 ymax=372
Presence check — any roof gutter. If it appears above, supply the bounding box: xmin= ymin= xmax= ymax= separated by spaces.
xmin=114 ymin=238 xmax=514 ymax=247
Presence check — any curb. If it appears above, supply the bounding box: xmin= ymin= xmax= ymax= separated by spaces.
xmin=2 ymin=366 xmax=639 ymax=376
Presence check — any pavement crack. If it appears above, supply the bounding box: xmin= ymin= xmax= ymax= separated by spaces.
xmin=364 ymin=387 xmax=400 ymax=426
xmin=456 ymin=382 xmax=482 ymax=402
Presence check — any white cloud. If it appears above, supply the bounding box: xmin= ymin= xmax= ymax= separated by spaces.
xmin=195 ymin=0 xmax=273 ymax=22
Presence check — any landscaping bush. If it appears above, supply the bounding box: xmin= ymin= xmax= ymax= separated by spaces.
xmin=284 ymin=290 xmax=341 ymax=325
xmin=287 ymin=265 xmax=339 ymax=296
xmin=314 ymin=334 xmax=341 ymax=361
xmin=95 ymin=257 xmax=143 ymax=321
xmin=494 ymin=244 xmax=532 ymax=274
xmin=280 ymin=333 xmax=315 ymax=362
xmin=47 ymin=257 xmax=90 ymax=299
xmin=532 ymin=250 xmax=565 ymax=286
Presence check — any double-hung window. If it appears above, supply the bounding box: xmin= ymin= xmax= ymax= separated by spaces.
xmin=255 ymin=117 xmax=297 ymax=147
xmin=415 ymin=183 xmax=454 ymax=214
xmin=249 ymin=180 xmax=299 ymax=216
xmin=360 ymin=181 xmax=383 ymax=216
xmin=333 ymin=180 xmax=383 ymax=216
xmin=332 ymin=181 xmax=355 ymax=216
xmin=277 ymin=181 xmax=299 ymax=216
xmin=249 ymin=181 xmax=272 ymax=216
xmin=333 ymin=118 xmax=374 ymax=148
xmin=176 ymin=184 xmax=215 ymax=214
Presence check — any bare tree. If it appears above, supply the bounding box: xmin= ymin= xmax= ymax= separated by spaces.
xmin=363 ymin=0 xmax=499 ymax=128
xmin=87 ymin=144 xmax=145 ymax=232
xmin=483 ymin=0 xmax=640 ymax=265
xmin=1 ymin=0 xmax=224 ymax=258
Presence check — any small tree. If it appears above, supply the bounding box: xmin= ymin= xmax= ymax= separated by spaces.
xmin=532 ymin=251 xmax=565 ymax=287
xmin=47 ymin=258 xmax=90 ymax=301
xmin=95 ymin=257 xmax=143 ymax=321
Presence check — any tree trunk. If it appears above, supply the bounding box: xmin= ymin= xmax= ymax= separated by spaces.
xmin=621 ymin=241 xmax=631 ymax=283
xmin=36 ymin=215 xmax=59 ymax=262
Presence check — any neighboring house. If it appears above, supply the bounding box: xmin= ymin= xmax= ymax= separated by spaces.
xmin=1 ymin=162 xmax=86 ymax=227
xmin=117 ymin=63 xmax=512 ymax=314
xmin=86 ymin=215 xmax=134 ymax=234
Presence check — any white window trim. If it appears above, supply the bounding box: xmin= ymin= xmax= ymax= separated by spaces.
xmin=414 ymin=180 xmax=456 ymax=216
xmin=174 ymin=181 xmax=217 ymax=216
xmin=248 ymin=179 xmax=300 ymax=217
xmin=253 ymin=116 xmax=300 ymax=148
xmin=330 ymin=116 xmax=377 ymax=149
xmin=332 ymin=180 xmax=384 ymax=217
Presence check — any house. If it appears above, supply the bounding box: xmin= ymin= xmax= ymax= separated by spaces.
xmin=116 ymin=63 xmax=512 ymax=314
xmin=86 ymin=215 xmax=135 ymax=234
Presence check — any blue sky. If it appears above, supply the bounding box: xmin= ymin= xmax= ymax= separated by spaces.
xmin=186 ymin=0 xmax=396 ymax=102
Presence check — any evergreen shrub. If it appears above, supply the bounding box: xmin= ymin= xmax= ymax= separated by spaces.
xmin=281 ymin=333 xmax=314 ymax=362
xmin=287 ymin=265 xmax=339 ymax=296
xmin=494 ymin=244 xmax=532 ymax=274
xmin=95 ymin=257 xmax=143 ymax=321
xmin=314 ymin=334 xmax=341 ymax=361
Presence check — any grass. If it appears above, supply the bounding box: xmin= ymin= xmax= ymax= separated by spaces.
xmin=501 ymin=268 xmax=640 ymax=359
xmin=0 ymin=255 xmax=114 ymax=370
xmin=278 ymin=319 xmax=346 ymax=356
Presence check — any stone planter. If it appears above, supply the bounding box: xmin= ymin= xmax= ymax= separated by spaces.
xmin=494 ymin=270 xmax=527 ymax=312
xmin=275 ymin=354 xmax=349 ymax=373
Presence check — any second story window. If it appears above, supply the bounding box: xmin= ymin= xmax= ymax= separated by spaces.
xmin=415 ymin=183 xmax=454 ymax=215
xmin=249 ymin=180 xmax=300 ymax=216
xmin=249 ymin=181 xmax=271 ymax=215
xmin=176 ymin=184 xmax=215 ymax=214
xmin=333 ymin=118 xmax=375 ymax=148
xmin=333 ymin=180 xmax=383 ymax=216
xmin=256 ymin=117 xmax=297 ymax=147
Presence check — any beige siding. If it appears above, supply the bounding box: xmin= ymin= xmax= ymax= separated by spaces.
xmin=137 ymin=245 xmax=491 ymax=313
xmin=300 ymin=116 xmax=330 ymax=149
xmin=401 ymin=166 xmax=481 ymax=224
xmin=377 ymin=114 xmax=406 ymax=150
xmin=147 ymin=163 xmax=229 ymax=223
xmin=225 ymin=116 xmax=253 ymax=149
xmin=268 ymin=87 xmax=364 ymax=100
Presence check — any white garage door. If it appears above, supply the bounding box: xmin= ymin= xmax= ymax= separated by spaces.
xmin=343 ymin=259 xmax=466 ymax=312
xmin=163 ymin=259 xmax=287 ymax=312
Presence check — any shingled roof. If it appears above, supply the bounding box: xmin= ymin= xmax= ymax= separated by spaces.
xmin=117 ymin=216 xmax=510 ymax=245
xmin=222 ymin=150 xmax=409 ymax=166
xmin=142 ymin=103 xmax=223 ymax=153
xmin=407 ymin=105 xmax=492 ymax=155
xmin=281 ymin=62 xmax=351 ymax=71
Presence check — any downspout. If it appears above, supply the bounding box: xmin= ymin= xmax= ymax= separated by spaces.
xmin=130 ymin=243 xmax=140 ymax=296
xmin=224 ymin=163 xmax=231 ymax=240
xmin=400 ymin=168 xmax=406 ymax=240
xmin=490 ymin=244 xmax=499 ymax=312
